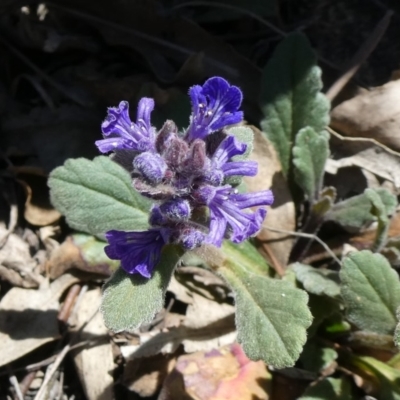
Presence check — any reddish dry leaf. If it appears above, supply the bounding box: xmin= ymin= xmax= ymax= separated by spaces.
xmin=159 ymin=343 xmax=271 ymax=400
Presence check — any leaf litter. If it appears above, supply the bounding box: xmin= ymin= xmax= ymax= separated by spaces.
xmin=1 ymin=0 xmax=400 ymax=399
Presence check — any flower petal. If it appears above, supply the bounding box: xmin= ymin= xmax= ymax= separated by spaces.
xmin=104 ymin=229 xmax=167 ymax=278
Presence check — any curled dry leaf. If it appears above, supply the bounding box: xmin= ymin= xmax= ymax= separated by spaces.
xmin=71 ymin=288 xmax=114 ymax=400
xmin=15 ymin=167 xmax=61 ymax=226
xmin=331 ymin=80 xmax=400 ymax=152
xmin=0 ymin=273 xmax=79 ymax=367
xmin=326 ymin=130 xmax=400 ymax=189
xmin=48 ymin=234 xmax=117 ymax=279
xmin=245 ymin=127 xmax=295 ymax=268
xmin=159 ymin=343 xmax=271 ymax=400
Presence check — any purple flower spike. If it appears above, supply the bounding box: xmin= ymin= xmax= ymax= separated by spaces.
xmin=186 ymin=77 xmax=243 ymax=141
xmin=96 ymin=76 xmax=274 ymax=278
xmin=95 ymin=98 xmax=156 ymax=153
xmin=104 ymin=229 xmax=168 ymax=278
xmin=194 ymin=185 xmax=271 ymax=247
xmin=133 ymin=152 xmax=167 ymax=184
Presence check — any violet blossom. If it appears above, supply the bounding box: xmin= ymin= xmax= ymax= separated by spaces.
xmin=97 ymin=77 xmax=274 ymax=278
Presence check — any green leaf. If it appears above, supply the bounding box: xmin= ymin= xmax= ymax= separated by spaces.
xmin=365 ymin=188 xmax=397 ymax=251
xmin=49 ymin=156 xmax=151 ymax=238
xmin=299 ymin=377 xmax=353 ymax=400
xmin=299 ymin=342 xmax=338 ymax=373
xmin=292 ymin=263 xmax=340 ymax=299
xmin=325 ymin=188 xmax=397 ymax=232
xmin=101 ymin=245 xmax=184 ymax=332
xmin=259 ymin=33 xmax=330 ymax=177
xmin=219 ymin=260 xmax=312 ymax=368
xmin=350 ymin=355 xmax=400 ymax=400
xmin=72 ymin=233 xmax=119 ymax=272
xmin=395 ymin=307 xmax=400 ymax=350
xmin=222 ymin=240 xmax=270 ymax=276
xmin=307 ymin=294 xmax=343 ymax=337
xmin=292 ymin=127 xmax=330 ymax=201
xmin=340 ymin=250 xmax=400 ymax=335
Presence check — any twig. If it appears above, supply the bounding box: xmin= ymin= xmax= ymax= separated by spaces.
xmin=19 ymin=371 xmax=37 ymax=397
xmin=327 ymin=127 xmax=400 ymax=158
xmin=173 ymin=1 xmax=287 ymax=36
xmin=33 ymin=344 xmax=71 ymax=400
xmin=172 ymin=0 xmax=341 ymax=71
xmin=261 ymin=224 xmax=342 ymax=265
xmin=57 ymin=284 xmax=81 ymax=324
xmin=9 ymin=373 xmax=23 ymax=400
xmin=326 ymin=10 xmax=393 ymax=100
xmin=0 ymin=35 xmax=91 ymax=107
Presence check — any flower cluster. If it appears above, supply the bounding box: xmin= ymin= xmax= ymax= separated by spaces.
xmin=96 ymin=77 xmax=274 ymax=278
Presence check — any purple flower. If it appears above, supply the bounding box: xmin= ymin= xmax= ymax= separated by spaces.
xmin=95 ymin=99 xmax=156 ymax=153
xmin=104 ymin=229 xmax=169 ymax=278
xmin=186 ymin=77 xmax=243 ymax=141
xmin=194 ymin=185 xmax=273 ymax=247
xmin=98 ymin=76 xmax=274 ymax=278
xmin=205 ymin=135 xmax=258 ymax=185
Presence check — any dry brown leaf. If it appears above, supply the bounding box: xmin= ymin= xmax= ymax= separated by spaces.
xmin=120 ymin=292 xmax=235 ymax=359
xmin=123 ymin=353 xmax=176 ymax=397
xmin=159 ymin=343 xmax=271 ymax=400
xmin=15 ymin=167 xmax=61 ymax=226
xmin=331 ymin=80 xmax=400 ymax=152
xmin=0 ymin=273 xmax=79 ymax=367
xmin=71 ymin=288 xmax=114 ymax=400
xmin=245 ymin=127 xmax=295 ymax=268
xmin=0 ymin=230 xmax=44 ymax=288
xmin=326 ymin=130 xmax=400 ymax=189
xmin=183 ymin=294 xmax=235 ymax=353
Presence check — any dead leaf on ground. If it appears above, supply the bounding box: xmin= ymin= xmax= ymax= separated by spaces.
xmin=120 ymin=293 xmax=235 ymax=359
xmin=245 ymin=126 xmax=295 ymax=269
xmin=0 ymin=229 xmax=44 ymax=288
xmin=123 ymin=353 xmax=176 ymax=397
xmin=14 ymin=166 xmax=61 ymax=226
xmin=0 ymin=273 xmax=79 ymax=367
xmin=159 ymin=343 xmax=272 ymax=400
xmin=326 ymin=130 xmax=400 ymax=190
xmin=47 ymin=234 xmax=117 ymax=279
xmin=331 ymin=79 xmax=400 ymax=152
xmin=71 ymin=288 xmax=114 ymax=400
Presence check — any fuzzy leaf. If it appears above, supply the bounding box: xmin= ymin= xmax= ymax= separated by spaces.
xmin=293 ymin=127 xmax=330 ymax=201
xmin=340 ymin=250 xmax=400 ymax=335
xmin=395 ymin=307 xmax=400 ymax=350
xmin=101 ymin=245 xmax=183 ymax=332
xmin=292 ymin=263 xmax=340 ymax=299
xmin=365 ymin=187 xmax=397 ymax=251
xmin=259 ymin=33 xmax=330 ymax=177
xmin=325 ymin=188 xmax=397 ymax=232
xmin=299 ymin=377 xmax=352 ymax=400
xmin=49 ymin=156 xmax=151 ymax=238
xmin=219 ymin=260 xmax=312 ymax=368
